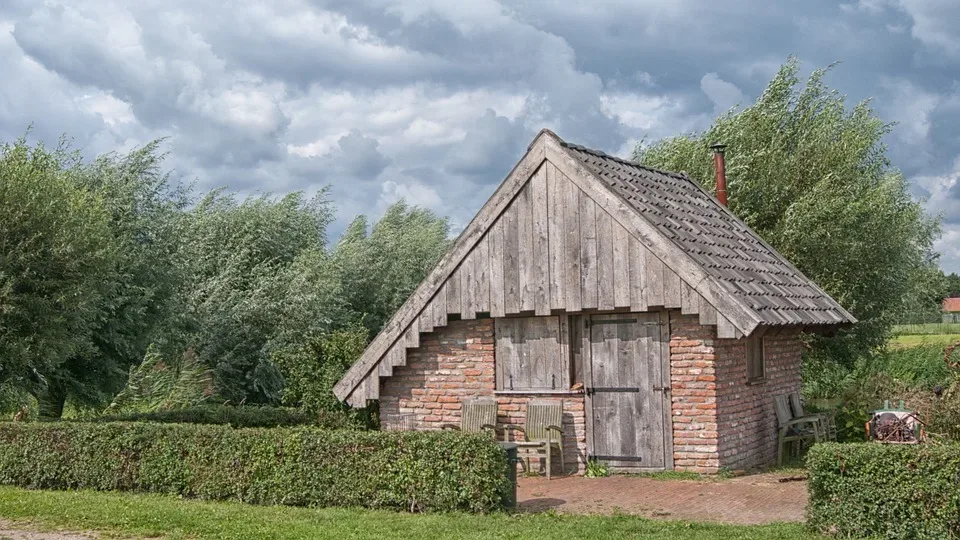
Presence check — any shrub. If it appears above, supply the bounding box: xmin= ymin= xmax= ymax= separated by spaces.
xmin=92 ymin=405 xmax=366 ymax=430
xmin=0 ymin=423 xmax=509 ymax=513
xmin=807 ymin=442 xmax=960 ymax=539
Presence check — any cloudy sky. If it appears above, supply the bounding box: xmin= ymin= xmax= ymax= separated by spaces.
xmin=1 ymin=0 xmax=959 ymax=272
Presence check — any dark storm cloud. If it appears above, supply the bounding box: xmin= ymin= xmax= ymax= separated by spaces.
xmin=1 ymin=0 xmax=958 ymax=270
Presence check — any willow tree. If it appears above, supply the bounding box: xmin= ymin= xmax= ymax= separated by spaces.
xmin=634 ymin=59 xmax=940 ymax=363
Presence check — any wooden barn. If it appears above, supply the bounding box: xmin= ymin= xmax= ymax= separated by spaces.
xmin=333 ymin=129 xmax=855 ymax=473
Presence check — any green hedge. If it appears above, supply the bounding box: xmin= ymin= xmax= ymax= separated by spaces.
xmin=0 ymin=423 xmax=508 ymax=513
xmin=93 ymin=405 xmax=365 ymax=430
xmin=807 ymin=442 xmax=960 ymax=539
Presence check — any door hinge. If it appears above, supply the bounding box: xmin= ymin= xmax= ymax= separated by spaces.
xmin=652 ymin=385 xmax=671 ymax=394
xmin=585 ymin=387 xmax=640 ymax=396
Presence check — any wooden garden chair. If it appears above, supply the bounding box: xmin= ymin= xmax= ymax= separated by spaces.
xmin=504 ymin=400 xmax=565 ymax=479
xmin=774 ymin=394 xmax=821 ymax=466
xmin=441 ymin=397 xmax=497 ymax=437
xmin=789 ymin=392 xmax=836 ymax=442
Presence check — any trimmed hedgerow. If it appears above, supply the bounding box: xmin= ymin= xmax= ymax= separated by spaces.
xmin=807 ymin=442 xmax=960 ymax=539
xmin=0 ymin=423 xmax=509 ymax=513
xmin=92 ymin=405 xmax=366 ymax=430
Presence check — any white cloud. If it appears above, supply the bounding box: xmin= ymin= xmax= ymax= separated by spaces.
xmin=700 ymin=73 xmax=745 ymax=115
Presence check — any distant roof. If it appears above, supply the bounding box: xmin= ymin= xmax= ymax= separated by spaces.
xmin=944 ymin=297 xmax=960 ymax=312
xmin=560 ymin=138 xmax=854 ymax=327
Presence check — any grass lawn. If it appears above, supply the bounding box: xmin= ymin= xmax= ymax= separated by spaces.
xmin=0 ymin=486 xmax=819 ymax=540
xmin=890 ymin=333 xmax=960 ymax=348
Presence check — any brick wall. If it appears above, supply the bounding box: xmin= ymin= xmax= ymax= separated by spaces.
xmin=715 ymin=329 xmax=803 ymax=470
xmin=379 ymin=314 xmax=801 ymax=475
xmin=668 ymin=313 xmax=720 ymax=473
xmin=379 ymin=318 xmax=587 ymax=473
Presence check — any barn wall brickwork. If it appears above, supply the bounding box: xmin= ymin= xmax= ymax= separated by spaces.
xmin=379 ymin=313 xmax=802 ymax=475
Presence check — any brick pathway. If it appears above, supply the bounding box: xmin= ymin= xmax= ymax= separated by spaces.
xmin=517 ymin=472 xmax=807 ymax=525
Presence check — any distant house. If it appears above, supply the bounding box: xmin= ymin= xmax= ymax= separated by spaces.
xmin=944 ymin=298 xmax=960 ymax=324
xmin=334 ymin=129 xmax=855 ymax=474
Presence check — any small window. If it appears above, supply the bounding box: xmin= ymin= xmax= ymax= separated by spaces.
xmin=747 ymin=335 xmax=765 ymax=381
xmin=495 ymin=316 xmax=570 ymax=391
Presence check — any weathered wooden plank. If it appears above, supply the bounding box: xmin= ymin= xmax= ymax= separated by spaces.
xmin=546 ymin=163 xmax=566 ymax=311
xmin=378 ymin=358 xmax=392 ymax=377
xmin=644 ymin=248 xmax=665 ymax=307
xmin=494 ymin=316 xmax=561 ymax=390
xmin=629 ymin=236 xmax=647 ymax=311
xmin=488 ymin=218 xmax=506 ymax=318
xmin=473 ymin=234 xmax=490 ymax=314
xmin=459 ymin=251 xmax=476 ymax=320
xmin=419 ymin=300 xmax=435 ymax=333
xmin=658 ymin=310 xmax=674 ymax=470
xmin=563 ymin=173 xmax=582 ymax=311
xmin=446 ymin=264 xmax=462 ymax=314
xmin=596 ymin=207 xmax=615 ymax=311
xmin=663 ymin=266 xmax=682 ymax=308
xmin=531 ymin=165 xmax=550 ymax=316
xmin=579 ymin=190 xmax=599 ymax=310
xmin=680 ymin=281 xmax=700 ymax=315
xmin=389 ymin=338 xmax=406 ymax=367
xmin=717 ymin=313 xmax=737 ymax=339
xmin=517 ymin=182 xmax=536 ymax=312
xmin=613 ymin=221 xmax=631 ymax=308
xmin=502 ymin=201 xmax=520 ymax=314
xmin=699 ymin=300 xmax=719 ymax=326
xmin=432 ymin=284 xmax=447 ymax=328
xmin=333 ymin=137 xmax=547 ymax=401
xmin=404 ymin=319 xmax=420 ymax=348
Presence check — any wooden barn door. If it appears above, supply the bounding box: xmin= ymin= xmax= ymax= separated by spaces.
xmin=585 ymin=312 xmax=672 ymax=470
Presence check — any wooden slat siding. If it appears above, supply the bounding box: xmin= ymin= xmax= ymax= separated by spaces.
xmin=460 ymin=250 xmax=476 ymax=319
xmin=404 ymin=319 xmax=420 ymax=349
xmin=378 ymin=357 xmax=392 ymax=377
xmin=663 ymin=267 xmax=682 ymax=308
xmin=335 ymin=137 xmax=547 ymax=402
xmin=628 ymin=235 xmax=647 ymax=311
xmin=716 ymin=313 xmax=737 ymax=339
xmin=531 ymin=165 xmax=551 ymax=316
xmin=595 ymin=208 xmax=615 ymax=311
xmin=517 ymin=182 xmax=536 ymax=312
xmin=680 ymin=280 xmax=700 ymax=315
xmin=495 ymin=317 xmax=562 ymax=390
xmin=699 ymin=300 xmax=719 ymax=326
xmin=644 ymin=248 xmax=665 ymax=307
xmin=562 ymin=172 xmax=582 ymax=311
xmin=432 ymin=285 xmax=447 ymax=328
xmin=542 ymin=137 xmax=762 ymax=335
xmin=502 ymin=200 xmax=520 ymax=314
xmin=446 ymin=265 xmax=461 ymax=315
xmin=389 ymin=339 xmax=406 ymax=366
xmin=612 ymin=221 xmax=631 ymax=308
xmin=473 ymin=233 xmax=490 ymax=314
xmin=579 ymin=190 xmax=599 ymax=309
xmin=546 ymin=163 xmax=566 ymax=311
xmin=488 ymin=218 xmax=506 ymax=318
xmin=419 ymin=300 xmax=434 ymax=333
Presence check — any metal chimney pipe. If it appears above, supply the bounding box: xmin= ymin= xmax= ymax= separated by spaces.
xmin=710 ymin=143 xmax=728 ymax=206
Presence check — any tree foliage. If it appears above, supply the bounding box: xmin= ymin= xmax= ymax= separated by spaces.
xmin=633 ymin=59 xmax=940 ymax=362
xmin=0 ymin=138 xmax=115 ymax=400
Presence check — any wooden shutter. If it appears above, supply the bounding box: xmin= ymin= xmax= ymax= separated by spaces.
xmin=495 ymin=316 xmax=568 ymax=390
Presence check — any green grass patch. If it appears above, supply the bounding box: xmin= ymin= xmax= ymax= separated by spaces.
xmin=890 ymin=333 xmax=960 ymax=349
xmin=0 ymin=486 xmax=817 ymax=540
xmin=892 ymin=322 xmax=960 ymax=335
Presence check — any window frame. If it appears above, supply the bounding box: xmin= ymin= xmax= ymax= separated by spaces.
xmin=746 ymin=334 xmax=766 ymax=383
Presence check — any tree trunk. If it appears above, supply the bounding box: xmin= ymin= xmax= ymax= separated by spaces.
xmin=37 ymin=380 xmax=67 ymax=419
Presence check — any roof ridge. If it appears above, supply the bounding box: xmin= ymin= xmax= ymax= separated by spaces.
xmin=558 ymin=140 xmax=693 ymax=182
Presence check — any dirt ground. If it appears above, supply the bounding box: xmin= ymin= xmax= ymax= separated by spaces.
xmin=0 ymin=521 xmax=100 ymax=540
xmin=517 ymin=471 xmax=808 ymax=525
